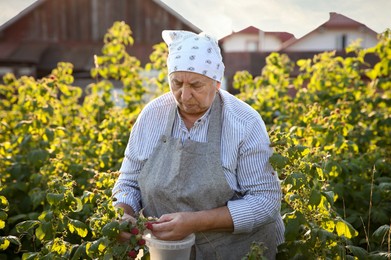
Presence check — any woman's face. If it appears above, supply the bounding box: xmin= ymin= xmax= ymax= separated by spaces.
xmin=169 ymin=71 xmax=220 ymax=118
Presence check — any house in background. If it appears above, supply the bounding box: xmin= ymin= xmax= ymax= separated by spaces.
xmin=0 ymin=5 xmax=381 ymax=92
xmin=221 ymin=12 xmax=379 ymax=92
xmin=220 ymin=26 xmax=295 ymax=90
xmin=221 ymin=26 xmax=295 ymax=53
xmin=280 ymin=12 xmax=378 ymax=52
xmin=0 ymin=0 xmax=199 ymax=84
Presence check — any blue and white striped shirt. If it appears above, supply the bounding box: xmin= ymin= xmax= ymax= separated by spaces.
xmin=113 ymin=89 xmax=284 ymax=244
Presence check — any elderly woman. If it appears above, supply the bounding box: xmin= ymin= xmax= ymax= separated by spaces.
xmin=112 ymin=30 xmax=284 ymax=259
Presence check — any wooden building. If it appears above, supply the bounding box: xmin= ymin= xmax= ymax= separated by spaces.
xmin=0 ymin=0 xmax=200 ymax=80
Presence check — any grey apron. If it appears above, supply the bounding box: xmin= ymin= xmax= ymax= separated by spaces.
xmin=138 ymin=94 xmax=276 ymax=260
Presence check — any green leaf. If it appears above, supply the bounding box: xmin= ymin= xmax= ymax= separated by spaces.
xmin=0 ymin=238 xmax=10 ymax=250
xmin=46 ymin=193 xmax=64 ymax=206
xmin=372 ymin=224 xmax=390 ymax=243
xmin=283 ymin=211 xmax=307 ymax=241
xmin=52 ymin=238 xmax=67 ymax=255
xmin=71 ymin=197 xmax=83 ymax=212
xmin=308 ymin=189 xmax=322 ymax=206
xmin=346 ymin=245 xmax=368 ymax=259
xmin=0 ymin=196 xmax=8 ymax=209
xmin=35 ymin=222 xmax=53 ymax=240
xmin=322 ymin=221 xmax=336 ymax=232
xmin=58 ymin=83 xmax=71 ymax=96
xmin=4 ymin=235 xmax=21 ymax=249
xmin=335 ymin=218 xmax=358 ymax=238
xmin=68 ymin=219 xmax=88 ymax=238
xmin=44 ymin=127 xmax=55 ymax=141
xmin=321 ymin=191 xmax=335 ymax=206
xmin=296 ymin=145 xmax=310 ymax=156
xmin=38 ymin=211 xmax=54 ymax=222
xmin=30 ymin=189 xmax=46 ymax=210
xmin=0 ymin=211 xmax=7 ymax=221
xmin=284 ymin=172 xmax=307 ymax=190
xmin=269 ymin=153 xmax=289 ymax=169
xmin=27 ymin=149 xmax=49 ymax=166
xmin=71 ymin=243 xmax=87 ymax=260
xmin=101 ymin=221 xmax=120 ymax=238
xmin=86 ymin=237 xmax=109 ymax=257
xmin=22 ymin=252 xmax=40 ymax=260
xmin=316 ymin=228 xmax=336 ymax=242
xmin=16 ymin=220 xmax=40 ymax=233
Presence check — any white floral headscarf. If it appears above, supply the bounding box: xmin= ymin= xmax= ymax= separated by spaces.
xmin=162 ymin=30 xmax=225 ymax=82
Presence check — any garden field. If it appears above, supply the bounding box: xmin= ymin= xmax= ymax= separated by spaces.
xmin=0 ymin=22 xmax=390 ymax=259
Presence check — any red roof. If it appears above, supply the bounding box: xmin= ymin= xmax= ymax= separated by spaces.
xmin=235 ymin=26 xmax=260 ymax=34
xmin=264 ymin=31 xmax=295 ymax=43
xmin=220 ymin=26 xmax=295 ymax=43
xmin=323 ymin=12 xmax=367 ymax=29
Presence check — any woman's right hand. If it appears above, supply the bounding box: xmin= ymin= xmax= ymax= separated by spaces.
xmin=117 ymin=212 xmax=137 ymax=243
xmin=115 ymin=204 xmax=137 ymax=243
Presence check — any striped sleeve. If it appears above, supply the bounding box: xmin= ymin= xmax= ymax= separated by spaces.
xmin=112 ymin=116 xmax=144 ymax=212
xmin=225 ymin=110 xmax=282 ymax=234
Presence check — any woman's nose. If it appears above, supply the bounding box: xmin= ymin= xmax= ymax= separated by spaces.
xmin=181 ymin=86 xmax=192 ymax=100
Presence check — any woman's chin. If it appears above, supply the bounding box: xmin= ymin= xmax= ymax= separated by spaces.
xmin=181 ymin=104 xmax=197 ymax=112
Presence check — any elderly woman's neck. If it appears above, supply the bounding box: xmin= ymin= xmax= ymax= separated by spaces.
xmin=179 ymin=110 xmax=206 ymax=130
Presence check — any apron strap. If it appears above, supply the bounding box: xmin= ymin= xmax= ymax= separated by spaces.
xmin=207 ymin=92 xmax=222 ymax=149
xmin=163 ymin=103 xmax=178 ymax=138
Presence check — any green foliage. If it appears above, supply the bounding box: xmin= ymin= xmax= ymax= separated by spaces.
xmin=0 ymin=22 xmax=147 ymax=259
xmin=242 ymin=242 xmax=268 ymax=260
xmin=91 ymin=21 xmax=146 ymax=113
xmin=233 ymin=29 xmax=391 ymax=259
xmin=0 ymin=21 xmax=390 ymax=259
xmin=145 ymin=42 xmax=170 ymax=98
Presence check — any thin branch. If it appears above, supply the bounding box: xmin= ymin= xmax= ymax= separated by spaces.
xmin=360 ymin=216 xmax=370 ymax=251
xmin=388 ymin=219 xmax=390 ymax=260
xmin=367 ymin=165 xmax=376 ymax=251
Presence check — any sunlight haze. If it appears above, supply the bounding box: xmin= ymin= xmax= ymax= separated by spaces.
xmin=0 ymin=0 xmax=390 ymax=39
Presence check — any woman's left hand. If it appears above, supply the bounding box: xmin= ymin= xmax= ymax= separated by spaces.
xmin=151 ymin=206 xmax=233 ymax=241
xmin=151 ymin=212 xmax=196 ymax=241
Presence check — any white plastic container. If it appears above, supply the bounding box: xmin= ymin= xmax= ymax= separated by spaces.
xmin=143 ymin=233 xmax=195 ymax=260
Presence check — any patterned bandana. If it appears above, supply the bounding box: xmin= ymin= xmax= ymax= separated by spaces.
xmin=162 ymin=30 xmax=225 ymax=82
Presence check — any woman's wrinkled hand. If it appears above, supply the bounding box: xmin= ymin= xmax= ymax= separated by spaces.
xmin=151 ymin=212 xmax=195 ymax=241
xmin=117 ymin=212 xmax=137 ymax=243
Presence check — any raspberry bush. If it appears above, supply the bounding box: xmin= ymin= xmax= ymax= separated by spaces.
xmin=0 ymin=22 xmax=390 ymax=259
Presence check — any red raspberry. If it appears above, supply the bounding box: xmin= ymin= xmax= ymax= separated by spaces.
xmin=137 ymin=239 xmax=146 ymax=246
xmin=130 ymin=227 xmax=139 ymax=235
xmin=144 ymin=222 xmax=153 ymax=230
xmin=128 ymin=250 xmax=137 ymax=258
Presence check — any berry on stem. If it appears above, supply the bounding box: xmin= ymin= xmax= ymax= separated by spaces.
xmin=128 ymin=249 xmax=138 ymax=258
xmin=144 ymin=222 xmax=153 ymax=230
xmin=137 ymin=239 xmax=146 ymax=246
xmin=130 ymin=227 xmax=139 ymax=235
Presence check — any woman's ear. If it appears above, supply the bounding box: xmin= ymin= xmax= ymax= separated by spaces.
xmin=216 ymin=82 xmax=221 ymax=90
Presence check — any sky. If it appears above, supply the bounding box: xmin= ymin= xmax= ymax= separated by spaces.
xmin=0 ymin=0 xmax=390 ymax=39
